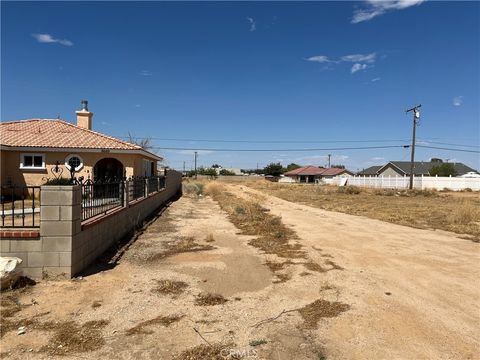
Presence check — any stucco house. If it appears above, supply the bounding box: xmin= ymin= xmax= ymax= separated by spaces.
xmin=0 ymin=101 xmax=161 ymax=187
xmin=284 ymin=165 xmax=353 ymax=183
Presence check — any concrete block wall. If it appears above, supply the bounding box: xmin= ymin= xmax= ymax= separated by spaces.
xmin=0 ymin=171 xmax=182 ymax=278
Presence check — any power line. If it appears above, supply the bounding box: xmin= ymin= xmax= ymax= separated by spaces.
xmin=148 ymin=144 xmax=480 ymax=153
xmin=149 ymin=145 xmax=410 ymax=152
xmin=417 ymin=141 xmax=480 ymax=149
xmin=119 ymin=136 xmax=409 ymax=144
xmin=416 ymin=145 xmax=480 ymax=153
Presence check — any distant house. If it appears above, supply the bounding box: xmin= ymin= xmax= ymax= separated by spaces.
xmin=374 ymin=161 xmax=477 ymax=177
xmin=357 ymin=166 xmax=382 ymax=177
xmin=284 ymin=165 xmax=353 ymax=183
xmin=0 ymin=101 xmax=161 ymax=187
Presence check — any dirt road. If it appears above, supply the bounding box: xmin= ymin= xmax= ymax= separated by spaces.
xmin=1 ymin=185 xmax=479 ymax=359
xmin=234 ymin=184 xmax=480 ymax=359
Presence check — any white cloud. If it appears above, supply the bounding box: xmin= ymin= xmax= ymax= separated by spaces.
xmin=371 ymin=156 xmax=385 ymax=161
xmin=453 ymin=96 xmax=463 ymax=106
xmin=246 ymin=17 xmax=256 ymax=32
xmin=305 ymin=55 xmax=331 ymax=63
xmin=134 ymin=104 xmax=141 ymax=108
xmin=32 ymin=33 xmax=73 ymax=46
xmin=371 ymin=77 xmax=381 ymax=82
xmin=351 ymin=63 xmax=368 ymax=73
xmin=352 ymin=0 xmax=426 ymax=24
xmin=341 ymin=53 xmax=376 ymax=63
xmin=306 ymin=52 xmax=377 ymax=74
xmin=140 ymin=70 xmax=152 ymax=76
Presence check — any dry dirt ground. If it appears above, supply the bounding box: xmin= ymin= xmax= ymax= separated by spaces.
xmin=1 ymin=184 xmax=479 ymax=360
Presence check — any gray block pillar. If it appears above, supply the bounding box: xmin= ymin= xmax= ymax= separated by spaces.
xmin=39 ymin=185 xmax=82 ymax=277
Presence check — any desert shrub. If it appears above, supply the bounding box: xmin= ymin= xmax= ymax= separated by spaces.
xmin=337 ymin=185 xmax=361 ymax=195
xmin=43 ymin=177 xmax=72 ymax=185
xmin=374 ymin=189 xmax=396 ymax=196
xmin=463 ymin=188 xmax=473 ymax=192
xmin=235 ymin=206 xmax=246 ymax=214
xmin=182 ymin=182 xmax=204 ymax=196
xmin=448 ymin=202 xmax=480 ymax=225
xmin=203 ymin=182 xmax=224 ymax=197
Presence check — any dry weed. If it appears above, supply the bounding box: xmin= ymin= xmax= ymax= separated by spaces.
xmin=152 ymin=279 xmax=189 ymax=296
xmin=126 ymin=315 xmax=184 ymax=336
xmin=205 ymin=233 xmax=215 ymax=242
xmin=303 ymin=261 xmax=328 ymax=273
xmin=174 ymin=342 xmax=233 ymax=360
xmin=298 ymin=299 xmax=350 ymax=329
xmin=448 ymin=201 xmax=480 ymax=225
xmin=195 ymin=293 xmax=228 ymax=306
xmin=148 ymin=236 xmax=215 ymax=262
xmin=39 ymin=319 xmax=109 ymax=355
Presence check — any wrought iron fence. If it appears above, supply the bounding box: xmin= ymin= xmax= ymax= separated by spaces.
xmin=0 ymin=185 xmax=41 ymax=228
xmin=81 ymin=181 xmax=124 ymax=221
xmin=81 ymin=176 xmax=166 ymax=221
xmin=129 ymin=177 xmax=146 ymax=201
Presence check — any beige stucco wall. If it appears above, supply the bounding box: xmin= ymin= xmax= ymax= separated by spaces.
xmin=0 ymin=150 xmax=157 ymax=186
xmin=378 ymin=166 xmax=403 ymax=177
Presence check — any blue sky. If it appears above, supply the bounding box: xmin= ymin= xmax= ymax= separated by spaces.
xmin=2 ymin=1 xmax=479 ymax=171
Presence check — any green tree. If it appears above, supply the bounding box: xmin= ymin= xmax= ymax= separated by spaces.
xmin=286 ymin=163 xmax=301 ymax=172
xmin=203 ymin=167 xmax=218 ymax=179
xmin=331 ymin=164 xmax=345 ymax=169
xmin=430 ymin=163 xmax=457 ymax=177
xmin=263 ymin=162 xmax=285 ymax=176
xmin=219 ymin=169 xmax=235 ymax=176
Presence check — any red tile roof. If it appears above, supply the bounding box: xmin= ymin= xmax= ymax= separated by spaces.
xmin=284 ymin=166 xmax=326 ymax=176
xmin=0 ymin=119 xmax=160 ymax=159
xmin=320 ymin=168 xmax=349 ymax=176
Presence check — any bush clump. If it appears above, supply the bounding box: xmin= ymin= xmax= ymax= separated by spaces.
xmin=43 ymin=177 xmax=72 ymax=185
xmin=337 ymin=185 xmax=361 ymax=195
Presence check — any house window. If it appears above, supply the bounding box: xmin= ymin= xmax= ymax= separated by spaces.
xmin=20 ymin=154 xmax=45 ymax=170
xmin=65 ymin=154 xmax=84 ymax=172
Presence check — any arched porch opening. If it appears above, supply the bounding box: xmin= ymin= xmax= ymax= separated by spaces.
xmin=93 ymin=158 xmax=124 ymax=182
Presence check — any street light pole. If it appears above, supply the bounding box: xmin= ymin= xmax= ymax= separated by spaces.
xmin=406 ymin=104 xmax=421 ymax=190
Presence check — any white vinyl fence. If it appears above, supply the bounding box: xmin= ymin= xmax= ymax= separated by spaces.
xmin=325 ymin=175 xmax=480 ymax=191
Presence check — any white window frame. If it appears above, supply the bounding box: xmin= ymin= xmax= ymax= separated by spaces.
xmin=65 ymin=154 xmax=84 ymax=172
xmin=19 ymin=153 xmax=46 ymax=170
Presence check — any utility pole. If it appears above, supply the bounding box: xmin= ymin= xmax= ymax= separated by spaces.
xmin=327 ymin=154 xmax=331 ymax=168
xmin=183 ymin=161 xmax=186 ymax=174
xmin=194 ymin=151 xmax=198 ymax=179
xmin=406 ymin=104 xmax=421 ymax=190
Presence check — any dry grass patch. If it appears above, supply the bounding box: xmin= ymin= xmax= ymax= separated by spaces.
xmin=174 ymin=342 xmax=233 ymax=360
xmin=204 ymin=182 xmax=305 ymax=261
xmin=126 ymin=315 xmax=184 ymax=336
xmin=246 ymin=181 xmax=480 ymax=241
xmin=298 ymin=299 xmax=350 ymax=329
xmin=148 ymin=236 xmax=215 ymax=262
xmin=152 ymin=279 xmax=189 ymax=296
xmin=302 ymin=261 xmax=328 ymax=273
xmin=38 ymin=319 xmax=109 ymax=356
xmin=273 ymin=273 xmax=291 ymax=284
xmin=195 ymin=292 xmax=228 ymax=306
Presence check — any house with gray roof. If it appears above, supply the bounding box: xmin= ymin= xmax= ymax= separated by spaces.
xmin=376 ymin=160 xmax=477 ymax=177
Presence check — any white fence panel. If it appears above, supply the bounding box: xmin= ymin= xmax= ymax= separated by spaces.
xmin=336 ymin=175 xmax=480 ymax=191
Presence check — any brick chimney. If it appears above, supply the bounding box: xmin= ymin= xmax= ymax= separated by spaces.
xmin=76 ymin=100 xmax=93 ymax=130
